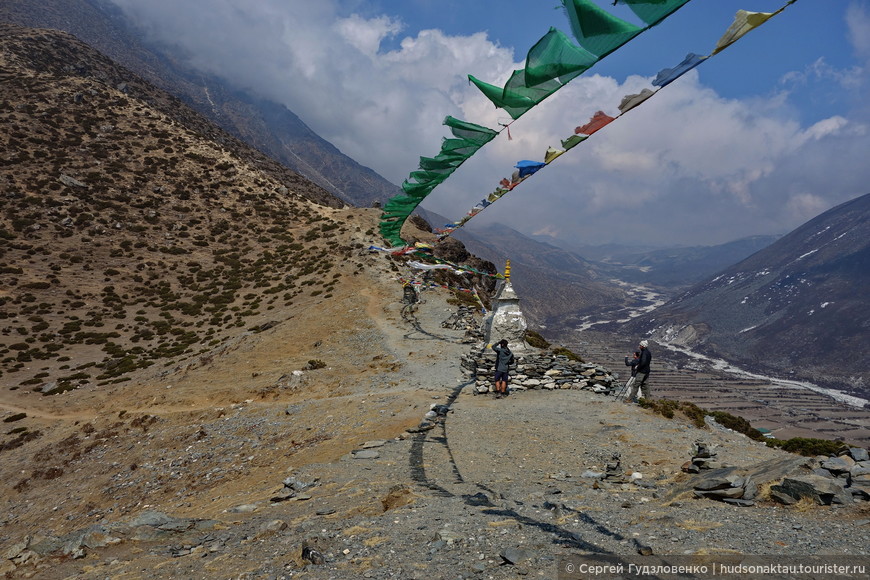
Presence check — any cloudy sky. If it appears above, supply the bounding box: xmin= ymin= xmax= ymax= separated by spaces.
xmin=108 ymin=0 xmax=870 ymax=248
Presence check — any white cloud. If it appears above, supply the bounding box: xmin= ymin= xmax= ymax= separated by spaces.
xmin=785 ymin=193 xmax=830 ymax=223
xmin=108 ymin=0 xmax=870 ymax=247
xmin=334 ymin=14 xmax=402 ymax=57
xmin=797 ymin=116 xmax=848 ymax=143
xmin=781 ymin=57 xmax=864 ymax=92
xmin=848 ymin=1 xmax=870 ymax=63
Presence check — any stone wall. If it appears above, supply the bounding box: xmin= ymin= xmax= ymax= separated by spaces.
xmin=463 ymin=347 xmax=619 ymax=395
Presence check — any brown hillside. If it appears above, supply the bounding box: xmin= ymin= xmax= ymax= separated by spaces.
xmin=0 ymin=24 xmax=356 ymax=395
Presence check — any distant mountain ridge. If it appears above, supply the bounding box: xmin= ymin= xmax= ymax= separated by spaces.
xmin=0 ymin=0 xmax=401 ymax=207
xmin=628 ymin=193 xmax=870 ymax=396
xmin=415 ymin=211 xmax=784 ymax=330
xmin=417 ymin=215 xmax=629 ymax=327
xmin=533 ymin=234 xmax=780 ymax=289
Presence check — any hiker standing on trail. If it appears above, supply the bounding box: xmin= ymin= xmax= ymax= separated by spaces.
xmin=621 ymin=351 xmax=640 ymax=402
xmin=626 ymin=340 xmax=652 ymax=403
xmin=491 ymin=339 xmax=514 ymax=399
xmin=402 ymin=282 xmax=418 ymax=305
xmin=401 ymin=282 xmax=418 ymax=319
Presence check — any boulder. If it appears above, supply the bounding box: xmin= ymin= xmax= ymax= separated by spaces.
xmin=694 ymin=487 xmax=745 ymax=500
xmin=821 ymin=456 xmax=854 ymax=473
xmin=770 ymin=490 xmax=798 ymax=505
xmin=848 ymin=448 xmax=870 ymax=462
xmin=694 ymin=475 xmax=741 ymax=492
xmin=771 ymin=476 xmax=851 ymax=505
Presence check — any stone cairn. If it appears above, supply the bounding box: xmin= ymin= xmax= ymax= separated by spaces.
xmin=603 ymin=452 xmax=627 ymax=483
xmin=441 ymin=306 xmax=484 ymax=343
xmin=463 ymin=349 xmax=617 ymax=395
xmin=683 ymin=441 xmax=761 ymax=507
xmin=682 ymin=440 xmax=719 ymax=474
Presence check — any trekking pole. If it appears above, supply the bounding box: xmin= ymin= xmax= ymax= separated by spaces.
xmin=615 ymin=376 xmax=634 ymax=401
xmin=614 ymin=381 xmax=626 ymax=400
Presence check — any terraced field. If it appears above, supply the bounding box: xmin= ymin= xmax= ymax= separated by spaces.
xmin=565 ymin=330 xmax=870 ymax=446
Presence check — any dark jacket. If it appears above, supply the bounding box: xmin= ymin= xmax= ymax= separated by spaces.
xmin=402 ymin=285 xmax=418 ymax=304
xmin=492 ymin=344 xmax=514 ymax=373
xmin=636 ymin=347 xmax=652 ymax=375
xmin=624 ymin=356 xmax=639 ymax=377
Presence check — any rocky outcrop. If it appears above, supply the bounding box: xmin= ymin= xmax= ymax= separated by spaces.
xmin=0 ymin=512 xmax=220 ymax=574
xmin=770 ymin=447 xmax=870 ymax=505
xmin=682 ymin=444 xmax=870 ymax=507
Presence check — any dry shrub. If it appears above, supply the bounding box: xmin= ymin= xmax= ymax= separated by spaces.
xmin=381 ymin=485 xmax=416 ymax=512
xmin=676 ymin=519 xmax=723 ymax=532
xmin=33 ymin=467 xmax=64 ymax=480
xmin=793 ymin=496 xmax=818 ymax=512
xmin=756 ymin=481 xmax=776 ymax=502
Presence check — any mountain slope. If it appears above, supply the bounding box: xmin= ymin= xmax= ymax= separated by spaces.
xmin=0 ymin=23 xmax=357 ymax=392
xmin=0 ymin=24 xmax=494 ymax=396
xmin=0 ymin=0 xmax=401 ymax=207
xmin=630 ymin=193 xmax=870 ymax=395
xmin=448 ymin=221 xmax=628 ymax=329
xmin=591 ymin=236 xmax=780 ymax=288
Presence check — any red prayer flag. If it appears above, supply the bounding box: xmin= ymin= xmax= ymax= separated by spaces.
xmin=575 ymin=111 xmax=615 ymax=135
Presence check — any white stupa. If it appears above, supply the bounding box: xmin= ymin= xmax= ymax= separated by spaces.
xmin=484 ymin=261 xmax=531 ymax=352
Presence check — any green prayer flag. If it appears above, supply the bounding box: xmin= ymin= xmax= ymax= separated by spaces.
xmin=525 ymin=27 xmax=597 ymax=86
xmin=561 ymin=0 xmax=642 ymax=57
xmin=615 ymin=0 xmax=692 ymax=27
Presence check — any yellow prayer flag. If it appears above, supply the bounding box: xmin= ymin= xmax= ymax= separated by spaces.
xmin=713 ymin=10 xmax=774 ymax=54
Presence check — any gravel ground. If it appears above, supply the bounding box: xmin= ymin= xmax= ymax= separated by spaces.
xmin=5 ymin=283 xmax=870 ymax=579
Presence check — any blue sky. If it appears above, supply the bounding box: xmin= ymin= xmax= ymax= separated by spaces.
xmin=110 ymin=0 xmax=870 ymax=247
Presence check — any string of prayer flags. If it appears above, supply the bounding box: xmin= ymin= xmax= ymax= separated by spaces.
xmin=431 ymin=0 xmax=801 ymax=242
xmin=380 ymin=0 xmax=693 ymax=246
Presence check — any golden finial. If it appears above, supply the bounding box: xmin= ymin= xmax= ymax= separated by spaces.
xmin=505 ymin=259 xmax=511 ymax=280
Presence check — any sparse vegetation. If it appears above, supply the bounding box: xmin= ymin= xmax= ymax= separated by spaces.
xmin=0 ymin=30 xmax=353 ymax=389
xmin=638 ymin=399 xmax=764 ymax=437
xmin=445 ymin=290 xmax=479 ymax=308
xmin=765 ymin=437 xmax=848 ymax=457
xmin=636 ymin=399 xmax=860 ymax=454
xmin=524 ymin=329 xmax=550 ymax=349
xmin=551 ymin=346 xmax=582 ymax=362
xmin=305 ymin=359 xmax=327 ymax=370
